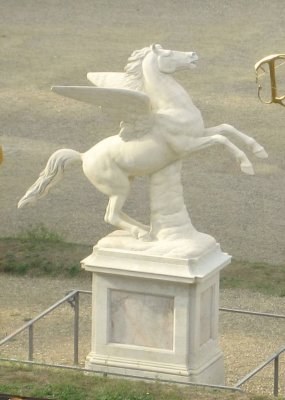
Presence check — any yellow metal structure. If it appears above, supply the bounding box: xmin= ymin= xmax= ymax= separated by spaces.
xmin=0 ymin=145 xmax=3 ymax=164
xmin=255 ymin=54 xmax=285 ymax=106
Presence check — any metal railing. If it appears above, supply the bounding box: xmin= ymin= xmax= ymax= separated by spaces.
xmin=0 ymin=289 xmax=92 ymax=365
xmin=220 ymin=307 xmax=285 ymax=320
xmin=234 ymin=346 xmax=285 ymax=397
xmin=220 ymin=307 xmax=285 ymax=397
xmin=0 ymin=290 xmax=284 ymax=396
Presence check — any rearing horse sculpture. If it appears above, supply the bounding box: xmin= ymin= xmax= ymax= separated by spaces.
xmin=18 ymin=44 xmax=268 ymax=242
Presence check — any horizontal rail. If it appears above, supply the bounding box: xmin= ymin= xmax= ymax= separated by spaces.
xmin=72 ymin=290 xmax=92 ymax=295
xmin=235 ymin=346 xmax=285 ymax=388
xmin=0 ymin=290 xmax=80 ymax=347
xmin=220 ymin=307 xmax=285 ymax=319
xmin=0 ymin=289 xmax=92 ymax=348
xmin=0 ymin=358 xmax=243 ymax=393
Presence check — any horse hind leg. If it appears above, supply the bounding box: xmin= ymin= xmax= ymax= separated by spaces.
xmin=82 ymin=155 xmax=150 ymax=239
xmin=104 ymin=194 xmax=150 ymax=239
xmin=205 ymin=124 xmax=268 ymax=159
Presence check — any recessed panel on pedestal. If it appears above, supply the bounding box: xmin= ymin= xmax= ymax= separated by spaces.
xmin=109 ymin=289 xmax=174 ymax=350
xmin=200 ymin=286 xmax=214 ymax=346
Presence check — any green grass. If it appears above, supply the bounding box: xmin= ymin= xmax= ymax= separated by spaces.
xmin=0 ymin=362 xmax=278 ymax=400
xmin=0 ymin=225 xmax=284 ymax=296
xmin=17 ymin=224 xmax=64 ymax=243
xmin=220 ymin=260 xmax=285 ymax=297
xmin=0 ymin=225 xmax=90 ymax=278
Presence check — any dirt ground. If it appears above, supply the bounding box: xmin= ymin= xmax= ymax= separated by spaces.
xmin=0 ymin=0 xmax=284 ymax=264
xmin=0 ymin=275 xmax=284 ymax=396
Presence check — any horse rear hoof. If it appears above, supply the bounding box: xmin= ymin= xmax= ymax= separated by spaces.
xmin=138 ymin=231 xmax=153 ymax=242
xmin=241 ymin=163 xmax=255 ymax=175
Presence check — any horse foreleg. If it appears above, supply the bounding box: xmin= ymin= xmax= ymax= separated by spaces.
xmin=104 ymin=195 xmax=149 ymax=239
xmin=188 ymin=135 xmax=255 ymax=175
xmin=204 ymin=124 xmax=268 ymax=158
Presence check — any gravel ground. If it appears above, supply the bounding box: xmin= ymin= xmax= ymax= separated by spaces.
xmin=0 ymin=275 xmax=284 ymax=396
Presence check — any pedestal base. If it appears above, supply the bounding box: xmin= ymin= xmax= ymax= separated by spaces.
xmin=85 ymin=350 xmax=225 ymax=385
xmin=81 ymin=235 xmax=230 ymax=385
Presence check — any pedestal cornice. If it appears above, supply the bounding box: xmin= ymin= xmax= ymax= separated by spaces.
xmin=81 ymin=242 xmax=231 ymax=283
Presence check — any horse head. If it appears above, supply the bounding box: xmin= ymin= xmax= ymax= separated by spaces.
xmin=150 ymin=44 xmax=198 ymax=74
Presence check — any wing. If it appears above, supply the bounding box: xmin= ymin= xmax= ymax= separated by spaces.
xmin=52 ymin=86 xmax=153 ymax=141
xmin=87 ymin=72 xmax=130 ymax=89
xmin=52 ymin=86 xmax=150 ymax=118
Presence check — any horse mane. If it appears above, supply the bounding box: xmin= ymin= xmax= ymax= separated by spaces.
xmin=124 ymin=46 xmax=152 ymax=92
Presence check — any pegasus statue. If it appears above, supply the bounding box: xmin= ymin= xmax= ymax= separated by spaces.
xmin=18 ymin=44 xmax=268 ymax=253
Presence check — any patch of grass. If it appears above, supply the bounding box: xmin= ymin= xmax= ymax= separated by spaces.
xmin=18 ymin=224 xmax=64 ymax=244
xmin=220 ymin=260 xmax=285 ymax=297
xmin=0 ymin=362 xmax=275 ymax=400
xmin=0 ymin=225 xmax=90 ymax=278
xmin=30 ymin=383 xmax=87 ymax=400
xmin=0 ymin=225 xmax=284 ymax=297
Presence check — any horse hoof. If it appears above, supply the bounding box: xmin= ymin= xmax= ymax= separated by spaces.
xmin=241 ymin=163 xmax=255 ymax=175
xmin=252 ymin=143 xmax=268 ymax=158
xmin=138 ymin=232 xmax=153 ymax=242
xmin=254 ymin=148 xmax=268 ymax=159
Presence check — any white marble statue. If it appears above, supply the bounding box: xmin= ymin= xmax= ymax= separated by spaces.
xmin=18 ymin=44 xmax=268 ymax=256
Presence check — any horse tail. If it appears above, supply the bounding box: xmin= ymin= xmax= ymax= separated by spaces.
xmin=18 ymin=149 xmax=82 ymax=209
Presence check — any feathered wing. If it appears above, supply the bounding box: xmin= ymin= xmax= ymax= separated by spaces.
xmin=52 ymin=85 xmax=153 ymax=141
xmin=87 ymin=72 xmax=130 ymax=89
xmin=87 ymin=72 xmax=142 ymax=92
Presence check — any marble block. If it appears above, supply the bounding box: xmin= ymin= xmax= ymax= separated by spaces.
xmin=81 ymin=238 xmax=231 ymax=385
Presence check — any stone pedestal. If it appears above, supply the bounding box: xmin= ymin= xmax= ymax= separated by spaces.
xmin=81 ymin=238 xmax=231 ymax=385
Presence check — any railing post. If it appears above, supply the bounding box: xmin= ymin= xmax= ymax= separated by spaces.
xmin=28 ymin=324 xmax=33 ymax=361
xmin=273 ymin=355 xmax=279 ymax=397
xmin=73 ymin=292 xmax=79 ymax=365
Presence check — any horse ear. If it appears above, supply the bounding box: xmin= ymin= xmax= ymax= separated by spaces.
xmin=151 ymin=44 xmax=162 ymax=54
